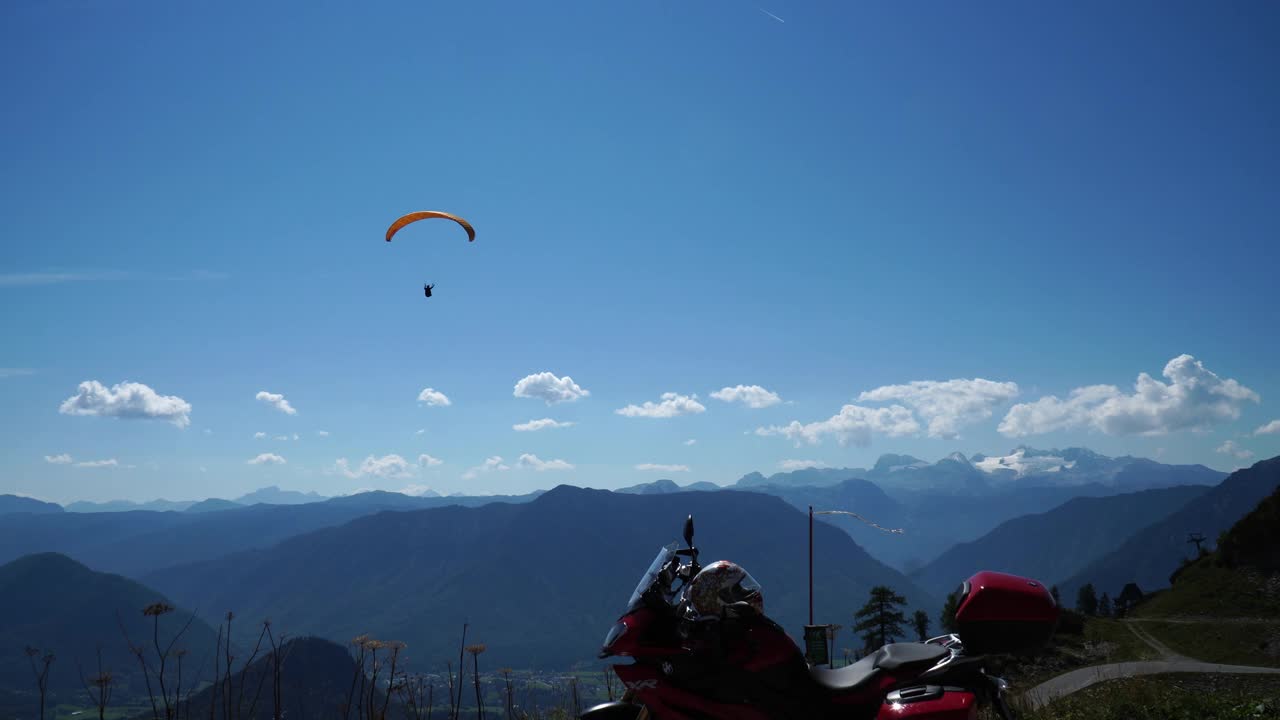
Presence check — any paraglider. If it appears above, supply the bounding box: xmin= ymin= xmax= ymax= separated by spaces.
xmin=385 ymin=211 xmax=475 ymax=299
xmin=385 ymin=211 xmax=476 ymax=243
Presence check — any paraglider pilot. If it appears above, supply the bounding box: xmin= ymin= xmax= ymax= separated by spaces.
xmin=423 ymin=284 xmax=435 ymax=298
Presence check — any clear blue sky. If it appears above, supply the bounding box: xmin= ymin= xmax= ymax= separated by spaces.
xmin=2 ymin=1 xmax=1278 ymax=502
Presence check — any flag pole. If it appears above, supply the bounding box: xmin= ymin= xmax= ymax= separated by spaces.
xmin=808 ymin=505 xmax=814 ymax=625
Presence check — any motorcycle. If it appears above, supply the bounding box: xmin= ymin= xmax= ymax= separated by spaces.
xmin=582 ymin=515 xmax=1059 ymax=719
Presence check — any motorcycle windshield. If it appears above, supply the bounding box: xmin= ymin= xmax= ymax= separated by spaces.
xmin=626 ymin=542 xmax=678 ymax=613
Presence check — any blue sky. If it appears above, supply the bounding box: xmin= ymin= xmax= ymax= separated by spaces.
xmin=2 ymin=1 xmax=1278 ymax=503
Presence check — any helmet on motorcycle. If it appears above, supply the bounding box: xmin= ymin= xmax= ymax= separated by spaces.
xmin=686 ymin=560 xmax=764 ymax=619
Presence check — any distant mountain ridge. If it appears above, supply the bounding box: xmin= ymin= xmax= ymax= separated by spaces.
xmin=732 ymin=447 xmax=1222 ymax=496
xmin=1061 ymin=456 xmax=1280 ymax=599
xmin=615 ymin=478 xmax=720 ymax=494
xmin=0 ymin=494 xmax=63 ymax=514
xmin=234 ymin=485 xmax=328 ymax=505
xmin=737 ymin=453 xmax=1221 ymax=572
xmin=909 ymin=484 xmax=1211 ymax=598
xmin=0 ymin=490 xmax=543 ymax=577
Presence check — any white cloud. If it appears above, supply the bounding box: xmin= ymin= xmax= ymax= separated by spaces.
xmin=710 ymin=385 xmax=782 ymax=409
xmin=0 ymin=368 xmax=36 ymax=378
xmin=513 ymin=418 xmax=575 ymax=432
xmin=616 ymin=392 xmax=707 ymax=419
xmin=292 ymin=433 xmax=300 ymax=441
xmin=513 ymin=372 xmax=590 ymax=405
xmin=1216 ymin=440 xmax=1254 ymax=461
xmin=202 ymin=428 xmax=213 ymax=435
xmin=1254 ymin=420 xmax=1280 ymax=437
xmin=415 ymin=428 xmax=426 ymax=436
xmin=75 ymin=458 xmax=121 ymax=468
xmin=275 ymin=435 xmax=289 ymax=441
xmin=517 ymin=453 xmax=575 ymax=471
xmin=684 ymin=438 xmax=697 ymax=446
xmin=317 ymin=430 xmax=330 ymax=437
xmin=333 ymin=454 xmax=414 ymax=479
xmin=462 ymin=456 xmax=510 ymax=480
xmin=779 ymin=459 xmax=828 ymax=471
xmin=999 ymin=355 xmax=1259 ymax=437
xmin=635 ymin=463 xmax=690 ymax=472
xmin=418 ymin=453 xmax=443 ymax=467
xmin=0 ymin=272 xmax=88 ymax=286
xmin=254 ymin=431 xmax=267 ymax=439
xmin=417 ymin=387 xmax=452 ymax=407
xmin=857 ymin=378 xmax=1019 ymax=439
xmin=60 ymin=380 xmax=192 ymax=428
xmin=44 ymin=454 xmax=72 ymax=465
xmin=255 ymin=391 xmax=297 ymax=415
xmin=756 ymin=404 xmax=919 ymax=446
xmin=248 ymin=453 xmax=287 ymax=466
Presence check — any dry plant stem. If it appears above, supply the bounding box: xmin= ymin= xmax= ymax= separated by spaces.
xmin=209 ymin=624 xmax=223 ymax=720
xmin=472 ymin=654 xmax=482 ymax=720
xmin=118 ymin=611 xmax=162 ymax=720
xmin=446 ymin=662 xmax=456 ymax=719
xmin=381 ymin=643 xmax=403 ymax=720
xmin=175 ymin=650 xmax=186 ymax=720
xmin=365 ymin=643 xmax=381 ymax=720
xmin=223 ymin=613 xmax=234 ymax=720
xmin=234 ymin=622 xmax=269 ymax=720
xmin=25 ymin=646 xmax=54 ymax=720
xmin=345 ymin=638 xmax=368 ymax=720
xmin=454 ymin=624 xmax=468 ymax=720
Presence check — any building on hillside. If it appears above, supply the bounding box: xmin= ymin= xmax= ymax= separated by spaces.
xmin=1118 ymin=583 xmax=1144 ymax=608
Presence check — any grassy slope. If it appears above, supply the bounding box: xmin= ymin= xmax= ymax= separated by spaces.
xmin=1014 ymin=674 xmax=1280 ymax=720
xmin=1127 ymin=484 xmax=1280 ymax=667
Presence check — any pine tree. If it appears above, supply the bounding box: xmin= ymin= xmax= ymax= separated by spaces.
xmin=1098 ymin=592 xmax=1112 ymax=618
xmin=1076 ymin=583 xmax=1098 ymax=616
xmin=853 ymin=586 xmax=909 ymax=651
xmin=912 ymin=610 xmax=930 ymax=641
xmin=940 ymin=590 xmax=960 ymax=633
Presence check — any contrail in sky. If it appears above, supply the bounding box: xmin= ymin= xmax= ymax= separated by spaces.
xmin=759 ymin=8 xmax=785 ymax=23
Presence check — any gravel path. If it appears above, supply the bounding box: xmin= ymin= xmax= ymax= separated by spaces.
xmin=1020 ymin=618 xmax=1280 ymax=710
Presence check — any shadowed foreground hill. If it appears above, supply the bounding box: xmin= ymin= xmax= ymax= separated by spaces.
xmin=147 ymin=485 xmax=935 ymax=669
xmin=0 ymin=553 xmax=219 ymax=700
xmin=1061 ymin=456 xmax=1280 ymax=598
xmin=150 ymin=636 xmax=357 ymax=720
xmin=910 ymin=485 xmax=1209 ymax=599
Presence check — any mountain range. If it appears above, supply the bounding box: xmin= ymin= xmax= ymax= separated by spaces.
xmin=733 ymin=451 xmax=1222 ymax=572
xmin=733 ymin=447 xmax=1221 ymax=496
xmin=908 ymin=484 xmax=1211 ymax=599
xmin=615 ymin=478 xmax=720 ymax=494
xmin=1059 ymin=456 xmax=1280 ymax=599
xmin=144 ymin=485 xmax=936 ymax=669
xmin=0 ymin=490 xmax=543 ymax=577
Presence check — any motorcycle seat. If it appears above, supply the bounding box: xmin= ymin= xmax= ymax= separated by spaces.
xmin=808 ymin=653 xmax=880 ymax=692
xmin=808 ymin=643 xmax=949 ymax=693
xmin=875 ymin=642 xmax=948 ymax=671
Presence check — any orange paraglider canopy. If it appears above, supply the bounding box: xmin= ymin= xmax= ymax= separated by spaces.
xmin=385 ymin=211 xmax=476 ymax=243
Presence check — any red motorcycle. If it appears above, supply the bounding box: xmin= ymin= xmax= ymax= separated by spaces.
xmin=583 ymin=516 xmax=1058 ymax=720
